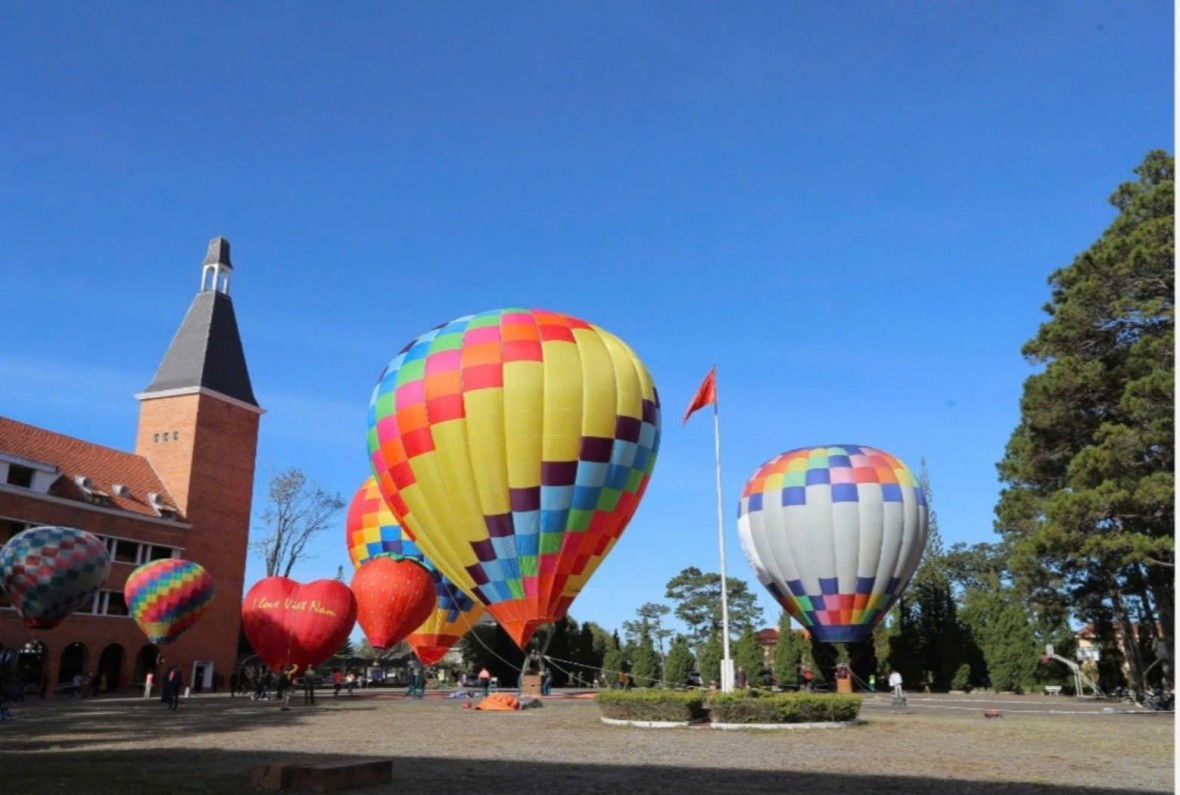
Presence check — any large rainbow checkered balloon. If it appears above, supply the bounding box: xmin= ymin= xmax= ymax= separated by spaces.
xmin=368 ymin=308 xmax=661 ymax=648
xmin=346 ymin=477 xmax=486 ymax=662
xmin=0 ymin=526 xmax=111 ymax=630
xmin=737 ymin=445 xmax=928 ymax=643
xmin=124 ymin=559 xmax=215 ymax=645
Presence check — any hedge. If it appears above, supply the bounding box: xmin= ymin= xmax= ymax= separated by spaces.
xmin=594 ymin=690 xmax=707 ymax=722
xmin=706 ymin=690 xmax=862 ymax=724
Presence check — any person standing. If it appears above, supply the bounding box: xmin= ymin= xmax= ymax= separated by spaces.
xmin=143 ymin=671 xmax=154 ymax=699
xmin=277 ymin=664 xmax=297 ymax=711
xmin=477 ymin=667 xmax=491 ymax=697
xmin=736 ymin=665 xmax=748 ymax=689
xmin=333 ymin=668 xmax=343 ymax=696
xmin=889 ymin=670 xmax=904 ymax=700
xmin=540 ymin=667 xmax=552 ymax=696
xmin=162 ymin=666 xmax=183 ymax=711
xmin=303 ymin=666 xmax=317 ymax=706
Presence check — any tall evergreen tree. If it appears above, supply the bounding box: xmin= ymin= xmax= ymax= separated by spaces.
xmin=698 ymin=632 xmax=723 ymax=685
xmin=773 ymin=612 xmax=810 ymax=686
xmin=895 ymin=460 xmax=968 ymax=689
xmin=960 ymin=586 xmax=1039 ymax=693
xmin=996 ymin=150 xmax=1175 ymax=691
xmin=625 ymin=632 xmax=661 ymax=687
xmin=732 ymin=627 xmax=765 ymax=685
xmin=664 ymin=567 xmax=765 ymax=655
xmin=663 ymin=635 xmax=695 ymax=688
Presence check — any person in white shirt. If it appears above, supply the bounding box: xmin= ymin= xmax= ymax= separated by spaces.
xmin=889 ymin=670 xmax=903 ymax=699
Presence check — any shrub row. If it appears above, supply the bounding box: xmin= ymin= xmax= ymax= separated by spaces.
xmin=706 ymin=690 xmax=862 ymax=724
xmin=594 ymin=689 xmax=707 ymax=722
xmin=595 ymin=689 xmax=862 ymax=724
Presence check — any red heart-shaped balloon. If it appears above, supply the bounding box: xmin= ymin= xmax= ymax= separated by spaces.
xmin=241 ymin=577 xmax=357 ymax=672
xmin=352 ymin=555 xmax=437 ymax=651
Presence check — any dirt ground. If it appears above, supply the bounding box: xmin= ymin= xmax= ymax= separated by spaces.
xmin=0 ymin=690 xmax=1172 ymax=794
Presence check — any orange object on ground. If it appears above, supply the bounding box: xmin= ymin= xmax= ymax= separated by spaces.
xmin=475 ymin=693 xmax=521 ymax=711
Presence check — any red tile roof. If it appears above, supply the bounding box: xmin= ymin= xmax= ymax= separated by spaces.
xmin=0 ymin=416 xmax=179 ymax=519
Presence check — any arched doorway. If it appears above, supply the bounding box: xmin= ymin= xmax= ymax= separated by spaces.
xmin=17 ymin=640 xmax=48 ymax=696
xmin=59 ymin=642 xmax=88 ymax=689
xmin=96 ymin=644 xmax=124 ymax=694
xmin=133 ymin=645 xmax=160 ymax=686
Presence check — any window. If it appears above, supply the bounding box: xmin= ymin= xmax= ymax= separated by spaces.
xmin=153 ymin=433 xmax=159 ymax=442
xmin=0 ymin=519 xmax=28 ymax=546
xmin=147 ymin=545 xmax=175 ymax=561
xmin=6 ymin=465 xmax=33 ymax=488
xmin=172 ymin=431 xmax=179 ymax=440
xmin=103 ymin=591 xmax=129 ymax=617
xmin=113 ymin=539 xmax=138 ymax=564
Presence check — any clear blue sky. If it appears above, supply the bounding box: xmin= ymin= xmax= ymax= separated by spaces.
xmin=1 ymin=2 xmax=1173 ymax=639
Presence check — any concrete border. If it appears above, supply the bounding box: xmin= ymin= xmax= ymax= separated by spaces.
xmin=599 ymin=717 xmax=697 ymax=728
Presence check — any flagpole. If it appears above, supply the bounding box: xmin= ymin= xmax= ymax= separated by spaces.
xmin=712 ymin=377 xmax=734 ymax=693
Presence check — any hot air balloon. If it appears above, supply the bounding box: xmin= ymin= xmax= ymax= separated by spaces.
xmin=241 ymin=577 xmax=357 ymax=672
xmin=124 ymin=559 xmax=215 ymax=645
xmin=367 ymin=308 xmax=661 ymax=647
xmin=737 ymin=444 xmax=929 ymax=643
xmin=352 ymin=555 xmax=436 ymax=650
xmin=345 ymin=477 xmax=486 ymax=663
xmin=0 ymin=526 xmax=111 ymax=629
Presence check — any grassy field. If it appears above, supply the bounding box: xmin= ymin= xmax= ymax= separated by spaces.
xmin=0 ymin=692 xmax=1172 ymax=794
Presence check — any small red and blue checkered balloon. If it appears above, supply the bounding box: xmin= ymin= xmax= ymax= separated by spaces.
xmin=0 ymin=526 xmax=111 ymax=630
xmin=367 ymin=308 xmax=661 ymax=649
xmin=738 ymin=445 xmax=929 ymax=643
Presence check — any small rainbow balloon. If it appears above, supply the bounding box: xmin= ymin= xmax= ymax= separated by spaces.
xmin=124 ymin=559 xmax=215 ymax=645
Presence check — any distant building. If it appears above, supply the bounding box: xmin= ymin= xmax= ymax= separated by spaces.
xmin=0 ymin=238 xmax=262 ymax=695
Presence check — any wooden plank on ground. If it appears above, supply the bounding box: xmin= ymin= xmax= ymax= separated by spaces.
xmin=294 ymin=759 xmax=393 ymax=793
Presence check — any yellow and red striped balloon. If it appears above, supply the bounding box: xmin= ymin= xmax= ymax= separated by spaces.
xmin=367 ymin=308 xmax=661 ymax=648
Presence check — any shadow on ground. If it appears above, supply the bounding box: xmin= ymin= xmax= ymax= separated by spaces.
xmin=0 ymin=747 xmax=1166 ymax=795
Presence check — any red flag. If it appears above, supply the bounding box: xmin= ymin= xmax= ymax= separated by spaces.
xmin=682 ymin=367 xmax=717 ymax=424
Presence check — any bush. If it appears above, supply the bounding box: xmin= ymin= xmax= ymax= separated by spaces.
xmin=595 ymin=689 xmax=707 ymax=722
xmin=706 ymin=690 xmax=861 ymax=724
xmin=951 ymin=664 xmax=972 ymax=692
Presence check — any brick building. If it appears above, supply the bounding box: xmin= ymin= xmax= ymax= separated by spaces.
xmin=0 ymin=237 xmax=262 ymax=696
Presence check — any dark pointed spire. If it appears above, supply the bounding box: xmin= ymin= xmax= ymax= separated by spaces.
xmin=140 ymin=237 xmax=258 ymax=407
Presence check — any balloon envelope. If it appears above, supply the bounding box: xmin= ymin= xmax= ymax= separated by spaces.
xmin=367 ymin=308 xmax=661 ymax=647
xmin=0 ymin=526 xmax=111 ymax=629
xmin=241 ymin=577 xmax=357 ymax=672
xmin=124 ymin=559 xmax=215 ymax=645
xmin=346 ymin=478 xmax=486 ymax=662
xmin=737 ymin=444 xmax=929 ymax=643
xmin=352 ymin=555 xmax=437 ymax=650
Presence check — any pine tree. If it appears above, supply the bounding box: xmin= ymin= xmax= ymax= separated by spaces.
xmin=663 ymin=635 xmax=695 ymax=688
xmin=732 ymin=627 xmax=765 ymax=685
xmin=997 ymin=151 xmax=1174 ymax=691
xmin=626 ymin=633 xmax=661 ymax=687
xmin=698 ymin=633 xmax=723 ymax=685
xmin=960 ymin=586 xmax=1039 ymax=693
xmin=895 ymin=460 xmax=969 ymax=689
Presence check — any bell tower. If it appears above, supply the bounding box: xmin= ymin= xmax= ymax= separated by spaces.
xmin=134 ymin=236 xmax=264 ymax=681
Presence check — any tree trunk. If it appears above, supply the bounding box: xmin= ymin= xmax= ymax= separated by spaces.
xmin=1110 ymin=585 xmax=1144 ymax=692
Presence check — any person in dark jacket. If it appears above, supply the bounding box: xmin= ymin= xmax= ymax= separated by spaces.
xmin=161 ymin=667 xmax=183 ymax=711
